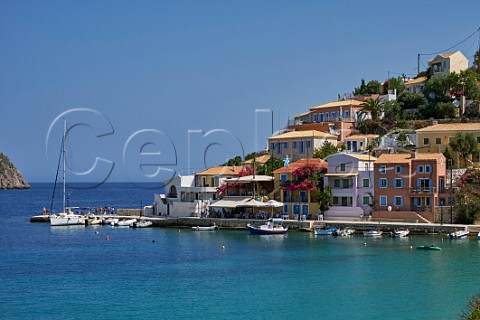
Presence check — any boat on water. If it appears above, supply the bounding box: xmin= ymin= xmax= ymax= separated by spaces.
xmin=416 ymin=245 xmax=442 ymax=251
xmin=390 ymin=229 xmax=410 ymax=237
xmin=192 ymin=225 xmax=217 ymax=231
xmin=447 ymin=229 xmax=469 ymax=239
xmin=333 ymin=228 xmax=355 ymax=236
xmin=50 ymin=120 xmax=86 ymax=227
xmin=247 ymin=218 xmax=288 ymax=235
xmin=131 ymin=220 xmax=153 ymax=228
xmin=363 ymin=230 xmax=383 ymax=237
xmin=116 ymin=219 xmax=137 ymax=227
xmin=314 ymin=227 xmax=340 ymax=236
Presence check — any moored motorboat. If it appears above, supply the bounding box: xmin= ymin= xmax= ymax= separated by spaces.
xmin=314 ymin=227 xmax=340 ymax=236
xmin=116 ymin=219 xmax=137 ymax=227
xmin=447 ymin=229 xmax=469 ymax=239
xmin=390 ymin=229 xmax=410 ymax=237
xmin=131 ymin=220 xmax=153 ymax=228
xmin=192 ymin=225 xmax=217 ymax=231
xmin=416 ymin=245 xmax=442 ymax=251
xmin=334 ymin=228 xmax=355 ymax=236
xmin=247 ymin=218 xmax=288 ymax=235
xmin=363 ymin=230 xmax=383 ymax=237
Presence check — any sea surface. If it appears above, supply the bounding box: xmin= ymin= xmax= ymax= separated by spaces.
xmin=1 ymin=183 xmax=480 ymax=319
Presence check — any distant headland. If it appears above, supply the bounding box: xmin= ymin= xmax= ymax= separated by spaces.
xmin=0 ymin=152 xmax=30 ymax=189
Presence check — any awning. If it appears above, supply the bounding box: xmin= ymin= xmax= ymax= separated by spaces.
xmin=209 ymin=197 xmax=253 ymax=208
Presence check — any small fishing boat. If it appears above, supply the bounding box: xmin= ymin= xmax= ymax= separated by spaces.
xmin=416 ymin=245 xmax=442 ymax=251
xmin=363 ymin=230 xmax=383 ymax=237
xmin=131 ymin=220 xmax=153 ymax=228
xmin=447 ymin=229 xmax=469 ymax=239
xmin=314 ymin=227 xmax=340 ymax=236
xmin=390 ymin=229 xmax=410 ymax=237
xmin=247 ymin=218 xmax=288 ymax=235
xmin=192 ymin=225 xmax=217 ymax=231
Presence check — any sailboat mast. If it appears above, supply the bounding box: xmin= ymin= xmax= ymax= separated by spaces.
xmin=62 ymin=119 xmax=66 ymax=213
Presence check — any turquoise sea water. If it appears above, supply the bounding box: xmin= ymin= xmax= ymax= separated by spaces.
xmin=1 ymin=183 xmax=480 ymax=319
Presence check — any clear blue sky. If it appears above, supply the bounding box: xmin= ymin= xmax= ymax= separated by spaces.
xmin=1 ymin=0 xmax=479 ymax=183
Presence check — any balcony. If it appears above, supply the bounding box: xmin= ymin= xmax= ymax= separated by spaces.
xmin=410 ymin=187 xmax=437 ymax=194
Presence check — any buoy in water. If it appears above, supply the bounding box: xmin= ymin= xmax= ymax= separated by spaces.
xmin=222 ymin=245 xmax=225 ymax=250
xmin=363 ymin=242 xmax=367 ymax=247
xmin=106 ymin=235 xmax=109 ymax=241
xmin=95 ymin=231 xmax=99 ymax=234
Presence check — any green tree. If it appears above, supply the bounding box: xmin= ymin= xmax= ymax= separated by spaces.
xmin=358 ymin=98 xmax=384 ymax=121
xmin=258 ymin=157 xmax=284 ymax=175
xmin=384 ymin=77 xmax=405 ymax=95
xmin=435 ymin=102 xmax=457 ymax=119
xmin=443 ymin=147 xmax=454 ymax=168
xmin=423 ymin=77 xmax=451 ymax=103
xmin=353 ymin=79 xmax=367 ymax=96
xmin=397 ymin=92 xmax=426 ymax=110
xmin=396 ymin=131 xmax=408 ymax=147
xmin=366 ymin=80 xmax=382 ymax=94
xmin=224 ymin=156 xmax=243 ymax=166
xmin=314 ymin=141 xmax=338 ymax=159
xmin=315 ymin=184 xmax=332 ymax=215
xmin=449 ymin=69 xmax=480 ymax=101
xmin=449 ymin=132 xmax=478 ymax=167
xmin=455 ymin=185 xmax=480 ymax=224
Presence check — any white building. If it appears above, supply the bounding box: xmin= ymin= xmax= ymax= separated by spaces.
xmin=323 ymin=153 xmax=376 ymax=218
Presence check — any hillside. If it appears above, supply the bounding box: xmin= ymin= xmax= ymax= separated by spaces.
xmin=0 ymin=152 xmax=30 ymax=189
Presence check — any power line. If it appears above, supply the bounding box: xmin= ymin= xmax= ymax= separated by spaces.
xmin=419 ymin=27 xmax=480 ymax=56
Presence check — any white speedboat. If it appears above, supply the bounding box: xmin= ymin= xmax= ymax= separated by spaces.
xmin=131 ymin=220 xmax=153 ymax=228
xmin=247 ymin=218 xmax=288 ymax=235
xmin=335 ymin=228 xmax=355 ymax=236
xmin=117 ymin=219 xmax=137 ymax=227
xmin=363 ymin=230 xmax=383 ymax=237
xmin=447 ymin=229 xmax=469 ymax=239
xmin=390 ymin=229 xmax=410 ymax=237
xmin=50 ymin=120 xmax=85 ymax=227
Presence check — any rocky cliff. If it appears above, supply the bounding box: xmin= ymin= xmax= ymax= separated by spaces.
xmin=0 ymin=152 xmax=30 ymax=189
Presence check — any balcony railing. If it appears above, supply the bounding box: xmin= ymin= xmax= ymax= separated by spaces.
xmin=410 ymin=187 xmax=436 ymax=194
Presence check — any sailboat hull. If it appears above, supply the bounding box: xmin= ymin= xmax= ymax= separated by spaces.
xmin=50 ymin=215 xmax=85 ymax=226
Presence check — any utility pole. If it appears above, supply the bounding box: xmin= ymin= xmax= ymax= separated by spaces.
xmin=417 ymin=54 xmax=421 ymax=76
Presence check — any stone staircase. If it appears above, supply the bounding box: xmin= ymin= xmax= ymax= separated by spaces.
xmin=415 ymin=212 xmax=431 ymax=223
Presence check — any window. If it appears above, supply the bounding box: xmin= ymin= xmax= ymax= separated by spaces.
xmin=280 ymin=174 xmax=287 ymax=182
xmin=340 ymin=163 xmax=346 ymax=172
xmin=423 ymin=138 xmax=429 ymax=145
xmin=425 ymin=165 xmax=432 ymax=173
xmin=342 ymin=179 xmax=350 ymax=189
xmin=379 ymin=178 xmax=388 ymax=188
xmin=333 ymin=179 xmax=340 ymax=188
xmin=306 ymin=141 xmax=311 ymax=148
xmin=380 ymin=196 xmax=387 ymax=206
xmin=395 ymin=165 xmax=403 ymax=174
xmin=270 ymin=143 xmax=275 ymax=150
xmin=282 ymin=204 xmax=288 ymax=213
xmin=425 ymin=197 xmax=432 ymax=207
xmin=379 ymin=165 xmax=386 ymax=174
xmin=333 ymin=197 xmax=339 ymax=205
xmin=330 ymin=112 xmax=335 ymax=120
xmin=325 ymin=113 xmax=329 ymax=120
xmin=393 ymin=196 xmax=403 ymax=206
xmin=416 ymin=165 xmax=424 ymax=173
xmin=365 ymin=163 xmax=369 ymax=170
xmin=477 ymin=137 xmax=480 ymax=143
xmin=363 ymin=196 xmax=370 ymax=205
xmin=394 ymin=178 xmax=403 ymax=188
xmin=436 ymin=137 xmax=441 ymax=145
xmin=363 ymin=179 xmax=370 ymax=188
xmin=414 ymin=197 xmax=421 ymax=206
xmin=293 ymin=141 xmax=297 ymax=148
xmin=341 ymin=197 xmax=352 ymax=207
xmin=283 ymin=142 xmax=288 ymax=149
xmin=312 ymin=114 xmax=317 ymax=122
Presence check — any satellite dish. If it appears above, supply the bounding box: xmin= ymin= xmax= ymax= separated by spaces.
xmin=388 ymin=206 xmax=392 ymax=212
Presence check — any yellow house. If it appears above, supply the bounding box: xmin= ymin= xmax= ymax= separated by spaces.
xmin=428 ymin=51 xmax=469 ymax=79
xmin=273 ymin=158 xmax=327 ymax=219
xmin=404 ymin=76 xmax=427 ymax=94
xmin=268 ymin=130 xmax=337 ymax=162
xmin=416 ymin=122 xmax=480 ymax=167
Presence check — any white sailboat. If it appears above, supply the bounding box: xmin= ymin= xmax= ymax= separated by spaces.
xmin=50 ymin=119 xmax=85 ymax=227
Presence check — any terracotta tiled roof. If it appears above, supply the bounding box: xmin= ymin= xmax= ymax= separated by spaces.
xmin=294 ymin=111 xmax=310 ymax=118
xmin=375 ymin=154 xmax=411 ymax=164
xmin=309 ymin=100 xmax=363 ymax=111
xmin=345 ymin=154 xmax=377 ymax=161
xmin=244 ymin=154 xmax=270 ymax=164
xmin=196 ymin=166 xmax=244 ymax=176
xmin=413 ymin=153 xmax=445 ymax=160
xmin=404 ymin=77 xmax=427 ymax=86
xmin=416 ymin=123 xmax=480 ymax=132
xmin=268 ymin=130 xmax=337 ymax=140
xmin=273 ymin=158 xmax=327 ymax=174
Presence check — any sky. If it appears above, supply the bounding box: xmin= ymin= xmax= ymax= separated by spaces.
xmin=1 ymin=0 xmax=479 ymax=184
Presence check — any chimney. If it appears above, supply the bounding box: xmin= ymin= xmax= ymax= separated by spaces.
xmin=411 ymin=150 xmax=416 ymax=159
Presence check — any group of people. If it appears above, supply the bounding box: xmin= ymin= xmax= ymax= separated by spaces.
xmin=92 ymin=206 xmax=115 ymax=215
